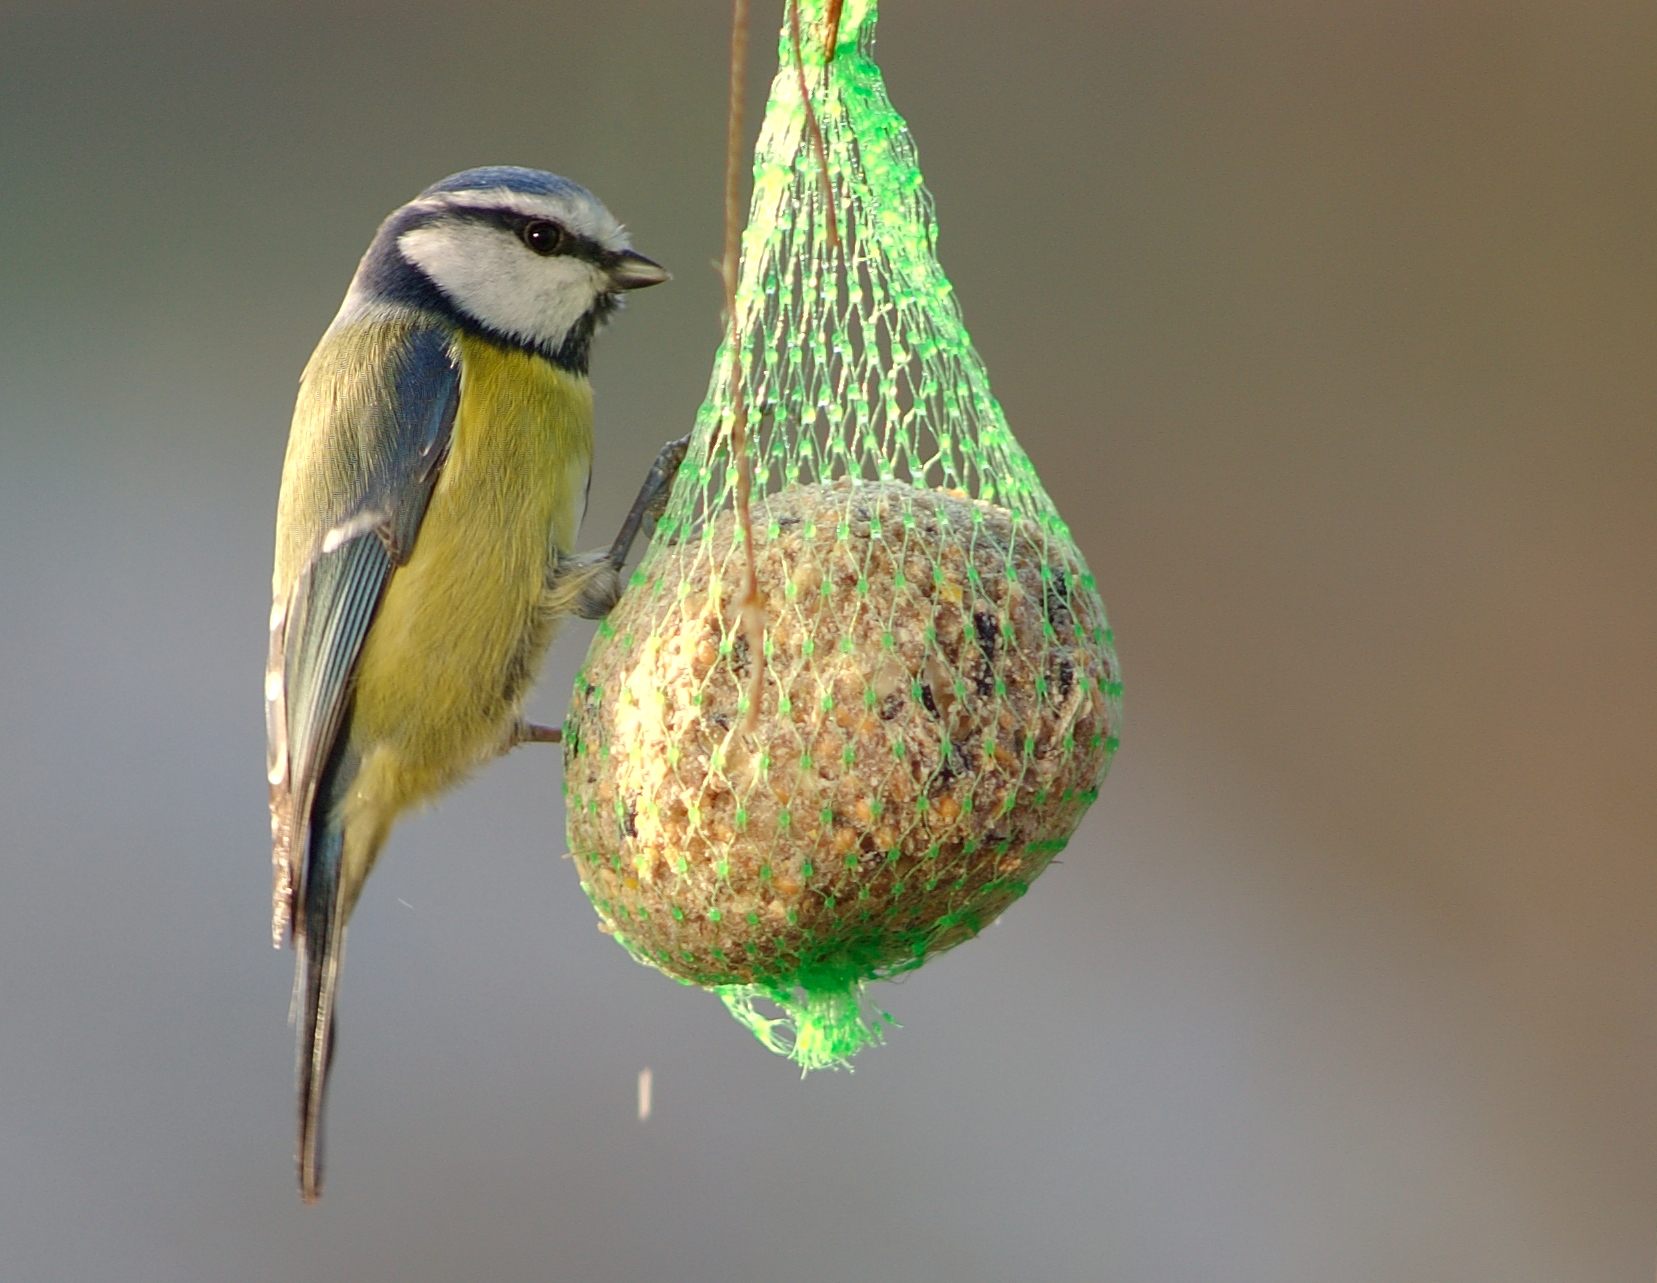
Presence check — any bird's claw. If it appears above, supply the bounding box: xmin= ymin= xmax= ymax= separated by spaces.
xmin=643 ymin=434 xmax=690 ymax=526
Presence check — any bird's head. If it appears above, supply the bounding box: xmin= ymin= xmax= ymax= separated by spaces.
xmin=349 ymin=166 xmax=668 ymax=370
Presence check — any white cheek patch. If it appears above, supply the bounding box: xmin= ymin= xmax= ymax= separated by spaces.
xmin=400 ymin=223 xmax=608 ymax=351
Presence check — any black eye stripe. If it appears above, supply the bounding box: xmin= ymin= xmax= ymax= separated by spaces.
xmin=423 ymin=204 xmax=612 ymax=266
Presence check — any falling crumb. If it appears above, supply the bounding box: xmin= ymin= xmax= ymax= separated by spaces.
xmin=637 ymin=1068 xmax=652 ymax=1121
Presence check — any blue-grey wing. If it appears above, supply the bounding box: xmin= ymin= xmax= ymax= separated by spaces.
xmin=266 ymin=318 xmax=461 ymax=943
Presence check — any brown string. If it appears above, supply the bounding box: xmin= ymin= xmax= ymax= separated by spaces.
xmin=724 ymin=0 xmax=765 ymax=734
xmin=792 ymin=0 xmax=839 ymax=251
xmin=822 ymin=0 xmax=844 ymax=63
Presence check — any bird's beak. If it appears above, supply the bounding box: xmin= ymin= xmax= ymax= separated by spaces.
xmin=608 ymin=250 xmax=670 ymax=291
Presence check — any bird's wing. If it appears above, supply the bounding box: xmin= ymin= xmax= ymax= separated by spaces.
xmin=266 ymin=318 xmax=461 ymax=945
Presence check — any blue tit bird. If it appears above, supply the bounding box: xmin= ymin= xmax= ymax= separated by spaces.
xmin=265 ymin=166 xmax=683 ymax=1202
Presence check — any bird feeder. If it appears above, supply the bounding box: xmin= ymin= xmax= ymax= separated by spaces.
xmin=563 ymin=0 xmax=1121 ymax=1067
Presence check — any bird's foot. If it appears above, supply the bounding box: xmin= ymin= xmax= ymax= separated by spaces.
xmin=541 ymin=436 xmax=691 ymax=625
xmin=545 ymin=552 xmax=624 ymax=621
xmin=606 ymin=434 xmax=692 ymax=571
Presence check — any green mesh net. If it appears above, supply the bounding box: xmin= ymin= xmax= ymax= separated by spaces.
xmin=564 ymin=0 xmax=1121 ymax=1069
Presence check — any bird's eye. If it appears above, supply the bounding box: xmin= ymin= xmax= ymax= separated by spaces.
xmin=521 ymin=220 xmax=567 ymax=256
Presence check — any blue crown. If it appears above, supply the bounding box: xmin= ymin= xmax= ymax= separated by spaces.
xmin=420 ymin=167 xmax=586 ymax=200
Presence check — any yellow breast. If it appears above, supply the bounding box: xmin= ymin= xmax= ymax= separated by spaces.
xmin=348 ymin=334 xmax=593 ymax=810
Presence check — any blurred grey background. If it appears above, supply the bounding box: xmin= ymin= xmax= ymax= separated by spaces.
xmin=1 ymin=1 xmax=1653 ymax=1279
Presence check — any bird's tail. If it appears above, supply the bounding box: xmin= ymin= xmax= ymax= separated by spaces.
xmin=295 ymin=804 xmax=348 ymax=1203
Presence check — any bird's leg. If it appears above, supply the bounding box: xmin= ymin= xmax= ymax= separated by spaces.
xmin=505 ymin=719 xmax=562 ymax=748
xmin=511 ymin=437 xmax=692 ymax=755
xmin=605 ymin=433 xmax=691 ymax=574
xmin=543 ymin=435 xmax=691 ymax=623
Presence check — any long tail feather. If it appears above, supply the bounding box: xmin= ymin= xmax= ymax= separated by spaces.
xmin=296 ymin=809 xmax=347 ymax=1202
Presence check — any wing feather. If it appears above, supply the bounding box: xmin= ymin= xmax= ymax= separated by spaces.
xmin=267 ymin=315 xmax=461 ymax=943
